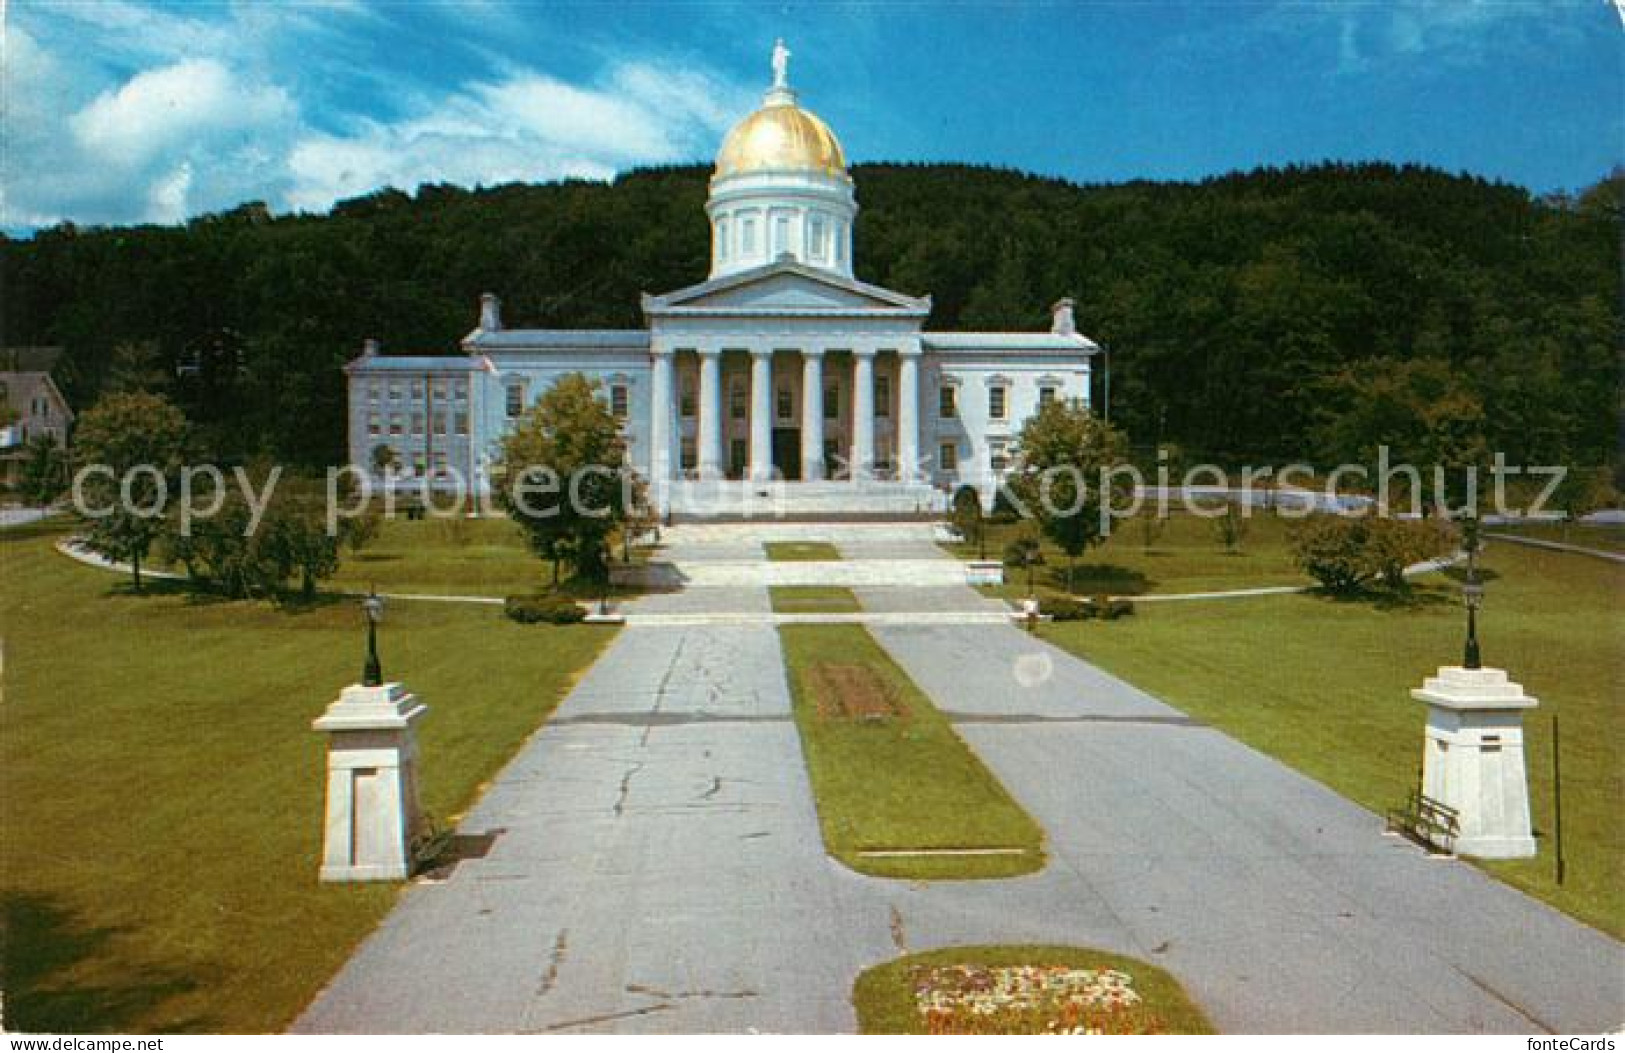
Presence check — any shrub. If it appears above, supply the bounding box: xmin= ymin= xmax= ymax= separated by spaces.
xmin=1101 ymin=597 xmax=1135 ymax=620
xmin=1040 ymin=597 xmax=1093 ymax=621
xmin=504 ymin=594 xmax=586 ymax=625
xmin=1289 ymin=514 xmax=1452 ymax=594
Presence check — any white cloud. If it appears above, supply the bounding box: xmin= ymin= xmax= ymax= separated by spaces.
xmin=4 ymin=2 xmax=752 ymax=227
xmin=71 ymin=59 xmax=295 ymax=168
xmin=285 ymin=62 xmax=749 ymax=212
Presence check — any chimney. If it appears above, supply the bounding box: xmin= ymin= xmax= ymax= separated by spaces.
xmin=1050 ymin=298 xmax=1077 ymax=337
xmin=479 ymin=293 xmax=503 ymax=332
xmin=362 ymin=338 xmax=380 ymax=357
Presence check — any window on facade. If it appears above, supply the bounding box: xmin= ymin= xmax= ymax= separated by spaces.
xmin=808 ymin=214 xmax=827 ymax=261
xmin=776 ymin=387 xmax=792 ymax=420
xmin=680 ymin=381 xmax=696 ymax=418
xmin=729 ymin=439 xmax=747 ymax=475
xmin=1039 ymin=385 xmax=1057 ymax=408
xmin=741 ymin=217 xmax=757 ymax=254
xmin=453 ymin=380 xmax=468 ymax=400
xmin=824 ymin=384 xmax=839 ymax=419
xmin=729 ymin=380 xmax=746 ymax=420
xmin=389 ymin=414 xmax=404 ymax=436
xmin=680 ymin=438 xmax=697 ymax=471
xmin=368 ymin=414 xmax=382 ymax=436
xmin=835 ymin=225 xmax=846 ymax=263
xmin=388 ymin=382 xmax=404 ymax=401
xmin=368 ymin=383 xmax=381 ymax=403
xmin=505 ymin=381 xmax=525 ymax=417
xmin=939 ymin=385 xmax=957 ymax=419
xmin=610 ymin=384 xmax=629 ymax=419
xmin=939 ymin=443 xmax=959 ymax=472
xmin=432 ymin=452 xmax=448 ymax=472
xmin=411 ymin=412 xmax=425 ymax=435
xmin=413 ymin=455 xmax=426 ymax=475
xmin=433 ymin=412 xmax=448 ymax=436
xmin=717 ymin=218 xmax=730 ymax=260
xmin=454 ymin=412 xmax=469 ymax=435
xmin=411 ymin=380 xmax=425 ymax=401
xmin=991 ymin=442 xmax=1010 ymax=471
xmin=432 ymin=381 xmax=447 ymax=400
xmin=989 ymin=385 xmax=1008 ymax=420
xmin=773 ymin=214 xmax=790 ymax=257
xmin=875 ymin=375 xmax=891 ymax=418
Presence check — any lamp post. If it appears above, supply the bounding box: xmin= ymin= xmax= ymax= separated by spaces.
xmin=362 ymin=590 xmax=384 ymax=687
xmin=1461 ymin=513 xmax=1482 ymax=670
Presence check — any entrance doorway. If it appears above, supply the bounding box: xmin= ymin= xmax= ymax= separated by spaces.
xmin=772 ymin=428 xmax=801 ymax=481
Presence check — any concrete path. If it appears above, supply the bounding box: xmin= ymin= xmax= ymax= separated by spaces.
xmin=297 ymin=521 xmax=1623 ymax=1034
xmin=296 ymin=623 xmax=892 ymax=1033
xmin=867 ymin=618 xmax=1625 ymax=1033
xmin=1486 ymin=531 xmax=1625 ymax=565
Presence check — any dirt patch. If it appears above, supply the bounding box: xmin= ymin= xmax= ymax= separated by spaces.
xmin=810 ymin=662 xmax=904 ymax=722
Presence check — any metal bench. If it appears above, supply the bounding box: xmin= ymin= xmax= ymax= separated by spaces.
xmin=1386 ymin=789 xmax=1459 ymax=855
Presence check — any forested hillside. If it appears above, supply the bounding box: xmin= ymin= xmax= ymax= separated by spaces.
xmin=3 ymin=162 xmax=1616 ymax=469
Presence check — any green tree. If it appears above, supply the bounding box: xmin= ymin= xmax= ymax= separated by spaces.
xmin=73 ymin=392 xmax=188 ymax=592
xmin=950 ymin=485 xmax=984 ymax=557
xmin=494 ymin=373 xmax=644 ymax=588
xmin=1010 ymin=399 xmax=1127 ymax=592
xmin=18 ymin=433 xmax=69 ymax=506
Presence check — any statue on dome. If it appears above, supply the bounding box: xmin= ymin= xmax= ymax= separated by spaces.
xmin=772 ymin=38 xmax=791 ymax=89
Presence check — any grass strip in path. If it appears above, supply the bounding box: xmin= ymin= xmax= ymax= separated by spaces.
xmin=778 ymin=623 xmax=1043 ymax=879
xmin=853 ymin=944 xmax=1214 ymax=1034
xmin=764 ymin=541 xmax=841 ymax=562
xmin=769 ymin=586 xmax=861 ymax=613
xmin=1 ymin=521 xmax=617 ymax=1032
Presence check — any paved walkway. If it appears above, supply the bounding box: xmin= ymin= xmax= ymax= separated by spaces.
xmin=289 ymin=521 xmax=1621 ymax=1032
xmin=1485 ymin=531 xmax=1625 ymax=564
xmin=296 ymin=623 xmax=892 ymax=1033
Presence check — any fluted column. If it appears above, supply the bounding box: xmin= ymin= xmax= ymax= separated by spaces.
xmin=897 ymin=348 xmax=920 ymax=482
xmin=697 ymin=348 xmax=723 ymax=480
xmin=800 ymin=349 xmax=825 ymax=481
xmin=748 ymin=348 xmax=773 ymax=482
xmin=851 ymin=348 xmax=876 ymax=481
xmin=649 ymin=347 xmax=674 ymax=494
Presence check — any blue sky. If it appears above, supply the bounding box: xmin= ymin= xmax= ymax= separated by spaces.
xmin=5 ymin=1 xmax=1620 ymax=229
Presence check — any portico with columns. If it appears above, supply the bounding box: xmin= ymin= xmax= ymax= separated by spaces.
xmin=348 ymin=40 xmax=1100 ymax=517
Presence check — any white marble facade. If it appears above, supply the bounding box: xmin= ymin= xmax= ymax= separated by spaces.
xmin=346 ymin=43 xmax=1099 ymax=511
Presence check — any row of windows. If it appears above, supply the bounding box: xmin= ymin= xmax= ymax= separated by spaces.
xmin=367 ymin=380 xmax=469 ymax=403
xmin=714 ymin=210 xmax=847 ymax=265
xmin=367 ymin=412 xmax=470 ymax=437
xmin=505 ymin=382 xmax=629 ymax=420
xmin=937 ymin=383 xmax=1059 ymax=421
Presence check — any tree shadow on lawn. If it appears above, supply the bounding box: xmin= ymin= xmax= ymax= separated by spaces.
xmin=1041 ymin=563 xmax=1153 ymax=596
xmin=1311 ymin=584 xmax=1455 ymax=612
xmin=1 ymin=892 xmax=215 ymax=1034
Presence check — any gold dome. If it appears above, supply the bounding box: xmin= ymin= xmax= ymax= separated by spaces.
xmin=714 ymin=99 xmax=847 ymax=178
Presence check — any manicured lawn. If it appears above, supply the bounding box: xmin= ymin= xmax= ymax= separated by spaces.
xmin=778 ymin=624 xmax=1043 ymax=879
xmin=853 ymin=944 xmax=1214 ymax=1035
xmin=769 ymin=586 xmax=861 ymax=613
xmin=1 ymin=521 xmax=616 ymax=1032
xmin=946 ymin=513 xmax=1309 ymax=598
xmin=330 ymin=515 xmax=640 ymax=597
xmin=1491 ymin=521 xmax=1625 ymax=554
xmin=1039 ymin=543 xmax=1623 ymax=937
xmin=764 ymin=541 xmax=842 ymax=562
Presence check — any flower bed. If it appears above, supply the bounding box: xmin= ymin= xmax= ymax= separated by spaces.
xmin=911 ymin=963 xmax=1163 ymax=1035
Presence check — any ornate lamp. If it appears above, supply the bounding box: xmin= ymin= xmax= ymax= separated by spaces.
xmin=1460 ymin=513 xmax=1483 ymax=670
xmin=362 ymin=590 xmax=385 ymax=686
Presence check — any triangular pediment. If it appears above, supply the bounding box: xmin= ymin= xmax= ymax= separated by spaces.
xmin=644 ymin=261 xmax=929 ymax=315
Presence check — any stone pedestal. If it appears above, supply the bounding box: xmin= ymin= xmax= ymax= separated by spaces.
xmin=313 ymin=682 xmax=428 ymax=882
xmin=1411 ymin=666 xmax=1537 ymax=859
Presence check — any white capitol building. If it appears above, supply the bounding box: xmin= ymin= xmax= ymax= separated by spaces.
xmin=347 ymin=42 xmax=1100 ymax=515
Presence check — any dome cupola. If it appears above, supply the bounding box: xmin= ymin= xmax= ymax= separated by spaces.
xmin=706 ymin=40 xmax=857 ymax=279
